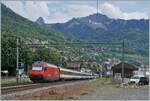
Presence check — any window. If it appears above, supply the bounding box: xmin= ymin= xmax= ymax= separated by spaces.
xmin=32 ymin=66 xmax=43 ymax=70
xmin=131 ymin=77 xmax=140 ymax=79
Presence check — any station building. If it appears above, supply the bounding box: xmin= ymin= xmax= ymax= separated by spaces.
xmin=111 ymin=62 xmax=138 ymax=80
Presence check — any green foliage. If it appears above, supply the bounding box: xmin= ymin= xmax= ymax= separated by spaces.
xmin=90 ymin=78 xmax=112 ymax=91
xmin=1 ymin=4 xmax=67 ymax=43
xmin=1 ymin=35 xmax=62 ymax=75
xmin=1 ymin=35 xmax=17 ymax=75
xmin=1 ymin=4 xmax=65 ymax=75
xmin=33 ymin=48 xmax=61 ymax=65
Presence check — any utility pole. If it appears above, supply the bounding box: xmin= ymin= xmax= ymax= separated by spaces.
xmin=101 ymin=65 xmax=103 ymax=78
xmin=96 ymin=0 xmax=99 ymax=22
xmin=122 ymin=40 xmax=124 ymax=83
xmin=16 ymin=38 xmax=19 ymax=83
xmin=97 ymin=0 xmax=98 ymax=14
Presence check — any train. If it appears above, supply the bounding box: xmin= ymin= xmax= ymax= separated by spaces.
xmin=28 ymin=61 xmax=97 ymax=82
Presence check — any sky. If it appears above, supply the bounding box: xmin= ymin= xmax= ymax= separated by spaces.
xmin=2 ymin=0 xmax=150 ymax=23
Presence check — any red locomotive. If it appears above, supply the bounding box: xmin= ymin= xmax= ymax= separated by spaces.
xmin=28 ymin=61 xmax=96 ymax=82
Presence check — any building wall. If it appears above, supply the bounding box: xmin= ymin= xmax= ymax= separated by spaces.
xmin=133 ymin=67 xmax=149 ymax=77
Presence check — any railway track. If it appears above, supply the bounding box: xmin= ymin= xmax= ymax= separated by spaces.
xmin=1 ymin=80 xmax=88 ymax=95
xmin=1 ymin=83 xmax=41 ymax=94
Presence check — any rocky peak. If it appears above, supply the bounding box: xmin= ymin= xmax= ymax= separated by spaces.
xmin=36 ymin=17 xmax=45 ymax=25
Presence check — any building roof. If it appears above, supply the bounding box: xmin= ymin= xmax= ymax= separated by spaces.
xmin=111 ymin=62 xmax=138 ymax=70
xmin=67 ymin=62 xmax=80 ymax=68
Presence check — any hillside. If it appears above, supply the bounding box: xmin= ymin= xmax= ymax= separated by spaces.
xmin=1 ymin=4 xmax=68 ymax=43
xmin=1 ymin=4 xmax=69 ymax=75
xmin=44 ymin=13 xmax=149 ymax=56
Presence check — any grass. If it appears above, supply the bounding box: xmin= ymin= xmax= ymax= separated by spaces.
xmin=90 ymin=77 xmax=112 ymax=91
xmin=47 ymin=89 xmax=79 ymax=100
xmin=123 ymin=83 xmax=146 ymax=89
xmin=67 ymin=96 xmax=79 ymax=100
xmin=1 ymin=78 xmax=32 ymax=87
xmin=47 ymin=94 xmax=80 ymax=100
xmin=1 ymin=79 xmax=16 ymax=84
xmin=48 ymin=95 xmax=64 ymax=100
xmin=47 ymin=90 xmax=64 ymax=100
xmin=80 ymin=92 xmax=88 ymax=95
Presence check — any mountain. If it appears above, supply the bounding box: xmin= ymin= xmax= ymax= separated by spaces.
xmin=40 ymin=13 xmax=149 ymax=56
xmin=36 ymin=17 xmax=45 ymax=26
xmin=1 ymin=4 xmax=68 ymax=43
xmin=1 ymin=4 xmax=71 ymax=75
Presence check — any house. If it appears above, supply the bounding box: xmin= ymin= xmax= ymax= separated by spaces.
xmin=133 ymin=65 xmax=149 ymax=77
xmin=66 ymin=61 xmax=80 ymax=70
xmin=111 ymin=62 xmax=138 ymax=79
xmin=103 ymin=58 xmax=120 ymax=77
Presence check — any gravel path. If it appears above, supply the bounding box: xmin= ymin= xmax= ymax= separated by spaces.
xmin=80 ymin=84 xmax=149 ymax=100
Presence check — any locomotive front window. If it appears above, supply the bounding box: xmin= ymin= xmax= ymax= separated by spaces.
xmin=32 ymin=66 xmax=43 ymax=70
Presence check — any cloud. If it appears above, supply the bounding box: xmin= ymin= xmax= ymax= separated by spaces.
xmin=47 ymin=4 xmax=96 ymax=23
xmin=3 ymin=1 xmax=96 ymax=23
xmin=2 ymin=1 xmax=149 ymax=24
xmin=3 ymin=1 xmax=27 ymax=17
xmin=3 ymin=1 xmax=50 ymax=21
xmin=100 ymin=3 xmax=148 ymax=20
xmin=24 ymin=1 xmax=50 ymax=20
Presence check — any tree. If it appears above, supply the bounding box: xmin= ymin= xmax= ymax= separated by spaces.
xmin=1 ymin=35 xmax=16 ymax=75
xmin=33 ymin=48 xmax=61 ymax=66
